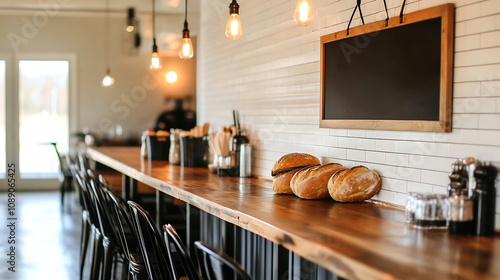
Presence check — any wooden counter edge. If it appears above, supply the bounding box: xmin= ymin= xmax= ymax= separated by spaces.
xmin=85 ymin=147 xmax=424 ymax=280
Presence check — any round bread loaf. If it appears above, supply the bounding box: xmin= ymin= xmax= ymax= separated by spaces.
xmin=328 ymin=166 xmax=381 ymax=202
xmin=271 ymin=153 xmax=320 ymax=177
xmin=290 ymin=163 xmax=346 ymax=199
xmin=272 ymin=168 xmax=301 ymax=194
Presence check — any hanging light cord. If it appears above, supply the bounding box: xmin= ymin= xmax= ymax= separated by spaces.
xmin=105 ymin=0 xmax=110 ymax=73
xmin=183 ymin=0 xmax=189 ymax=34
xmin=152 ymin=0 xmax=156 ymax=46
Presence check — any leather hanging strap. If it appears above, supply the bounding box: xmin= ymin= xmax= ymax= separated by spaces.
xmin=383 ymin=0 xmax=389 ymax=26
xmin=347 ymin=0 xmax=364 ymax=35
xmin=346 ymin=0 xmax=400 ymax=35
xmin=399 ymin=0 xmax=407 ymax=23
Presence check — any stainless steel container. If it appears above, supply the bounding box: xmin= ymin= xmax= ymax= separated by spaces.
xmin=239 ymin=143 xmax=252 ymax=177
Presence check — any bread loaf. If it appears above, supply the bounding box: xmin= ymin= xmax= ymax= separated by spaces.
xmin=271 ymin=153 xmax=320 ymax=177
xmin=272 ymin=168 xmax=301 ymax=194
xmin=290 ymin=163 xmax=346 ymax=199
xmin=328 ymin=166 xmax=381 ymax=202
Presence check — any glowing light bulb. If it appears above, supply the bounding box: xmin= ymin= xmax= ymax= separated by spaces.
xmin=179 ymin=38 xmax=194 ymax=59
xmin=166 ymin=71 xmax=177 ymax=83
xmin=126 ymin=25 xmax=134 ymax=32
xmin=150 ymin=41 xmax=161 ymax=70
xmin=151 ymin=52 xmax=160 ymax=69
xmin=179 ymin=18 xmax=194 ymax=59
xmin=294 ymin=0 xmax=313 ymax=26
xmin=102 ymin=73 xmax=114 ymax=87
xmin=226 ymin=0 xmax=242 ymax=40
xmin=226 ymin=13 xmax=242 ymax=39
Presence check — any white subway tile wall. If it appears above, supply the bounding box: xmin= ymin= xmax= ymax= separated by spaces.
xmin=198 ymin=0 xmax=500 ymax=225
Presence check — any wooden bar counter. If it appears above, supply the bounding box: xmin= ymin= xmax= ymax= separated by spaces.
xmin=86 ymin=146 xmax=500 ymax=280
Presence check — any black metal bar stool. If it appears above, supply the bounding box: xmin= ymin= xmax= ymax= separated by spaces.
xmin=194 ymin=240 xmax=252 ymax=280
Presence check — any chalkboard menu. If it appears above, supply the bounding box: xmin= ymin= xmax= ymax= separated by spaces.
xmin=320 ymin=4 xmax=454 ymax=132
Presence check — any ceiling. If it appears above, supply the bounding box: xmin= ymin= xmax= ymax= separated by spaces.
xmin=0 ymin=0 xmax=200 ymax=15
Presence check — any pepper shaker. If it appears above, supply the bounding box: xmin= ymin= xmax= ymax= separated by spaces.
xmin=448 ymin=160 xmax=473 ymax=235
xmin=472 ymin=162 xmax=498 ymax=236
xmin=448 ymin=160 xmax=468 ymax=196
xmin=231 ymin=130 xmax=248 ymax=176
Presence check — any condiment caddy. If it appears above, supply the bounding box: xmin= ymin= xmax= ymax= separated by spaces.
xmin=208 ymin=110 xmax=251 ymax=177
xmin=405 ymin=157 xmax=498 ymax=236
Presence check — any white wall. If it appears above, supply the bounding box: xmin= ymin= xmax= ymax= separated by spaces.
xmin=0 ymin=9 xmax=199 ymax=141
xmin=197 ymin=0 xmax=500 ymax=224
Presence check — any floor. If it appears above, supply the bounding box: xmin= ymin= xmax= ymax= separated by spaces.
xmin=0 ymin=191 xmax=81 ymax=280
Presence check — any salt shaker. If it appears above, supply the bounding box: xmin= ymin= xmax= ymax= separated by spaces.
xmin=140 ymin=131 xmax=148 ymax=159
xmin=472 ymin=162 xmax=498 ymax=236
xmin=169 ymin=129 xmax=180 ymax=165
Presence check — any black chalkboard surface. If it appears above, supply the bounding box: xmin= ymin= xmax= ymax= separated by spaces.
xmin=320 ymin=4 xmax=454 ymax=132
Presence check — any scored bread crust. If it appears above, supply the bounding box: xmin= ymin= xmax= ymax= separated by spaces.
xmin=290 ymin=163 xmax=346 ymax=199
xmin=271 ymin=153 xmax=320 ymax=177
xmin=272 ymin=168 xmax=301 ymax=194
xmin=328 ymin=166 xmax=381 ymax=202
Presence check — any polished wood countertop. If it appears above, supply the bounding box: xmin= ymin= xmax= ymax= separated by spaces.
xmin=86 ymin=146 xmax=500 ymax=280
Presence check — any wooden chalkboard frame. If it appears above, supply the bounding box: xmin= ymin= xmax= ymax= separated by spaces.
xmin=320 ymin=4 xmax=454 ymax=132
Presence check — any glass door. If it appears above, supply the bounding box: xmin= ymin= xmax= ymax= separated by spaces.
xmin=0 ymin=55 xmax=74 ymax=190
xmin=18 ymin=60 xmax=70 ymax=178
xmin=0 ymin=60 xmax=5 ymax=178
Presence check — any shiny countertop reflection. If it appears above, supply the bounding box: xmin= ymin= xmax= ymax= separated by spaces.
xmin=87 ymin=146 xmax=500 ymax=280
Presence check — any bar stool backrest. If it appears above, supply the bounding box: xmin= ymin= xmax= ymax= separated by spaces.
xmin=46 ymin=142 xmax=65 ymax=179
xmin=69 ymin=162 xmax=85 ymax=208
xmin=73 ymin=169 xmax=99 ymax=226
xmin=163 ymin=224 xmax=200 ymax=280
xmin=128 ymin=201 xmax=174 ymax=280
xmin=104 ymin=188 xmax=150 ymax=279
xmin=104 ymin=188 xmax=137 ymax=259
xmin=194 ymin=241 xmax=252 ymax=280
xmin=87 ymin=176 xmax=118 ymax=243
xmin=45 ymin=142 xmax=73 ymax=208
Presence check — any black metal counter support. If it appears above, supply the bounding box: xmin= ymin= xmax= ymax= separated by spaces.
xmin=196 ymin=208 xmax=341 ymax=280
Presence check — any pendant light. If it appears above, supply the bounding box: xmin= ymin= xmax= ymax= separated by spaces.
xmin=150 ymin=0 xmax=161 ymax=70
xmin=126 ymin=7 xmax=141 ymax=48
xmin=294 ymin=0 xmax=314 ymax=26
xmin=126 ymin=7 xmax=136 ymax=32
xmin=225 ymin=0 xmax=242 ymax=40
xmin=102 ymin=0 xmax=114 ymax=87
xmin=179 ymin=0 xmax=194 ymax=59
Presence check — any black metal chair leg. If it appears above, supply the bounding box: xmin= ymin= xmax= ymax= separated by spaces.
xmin=101 ymin=237 xmax=114 ymax=280
xmin=91 ymin=228 xmax=103 ymax=280
xmin=60 ymin=180 xmax=66 ymax=209
xmin=121 ymin=258 xmax=129 ymax=280
xmin=80 ymin=211 xmax=90 ymax=280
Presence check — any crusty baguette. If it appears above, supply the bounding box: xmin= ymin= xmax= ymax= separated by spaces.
xmin=271 ymin=153 xmax=320 ymax=177
xmin=328 ymin=166 xmax=381 ymax=202
xmin=290 ymin=163 xmax=345 ymax=199
xmin=272 ymin=168 xmax=301 ymax=194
